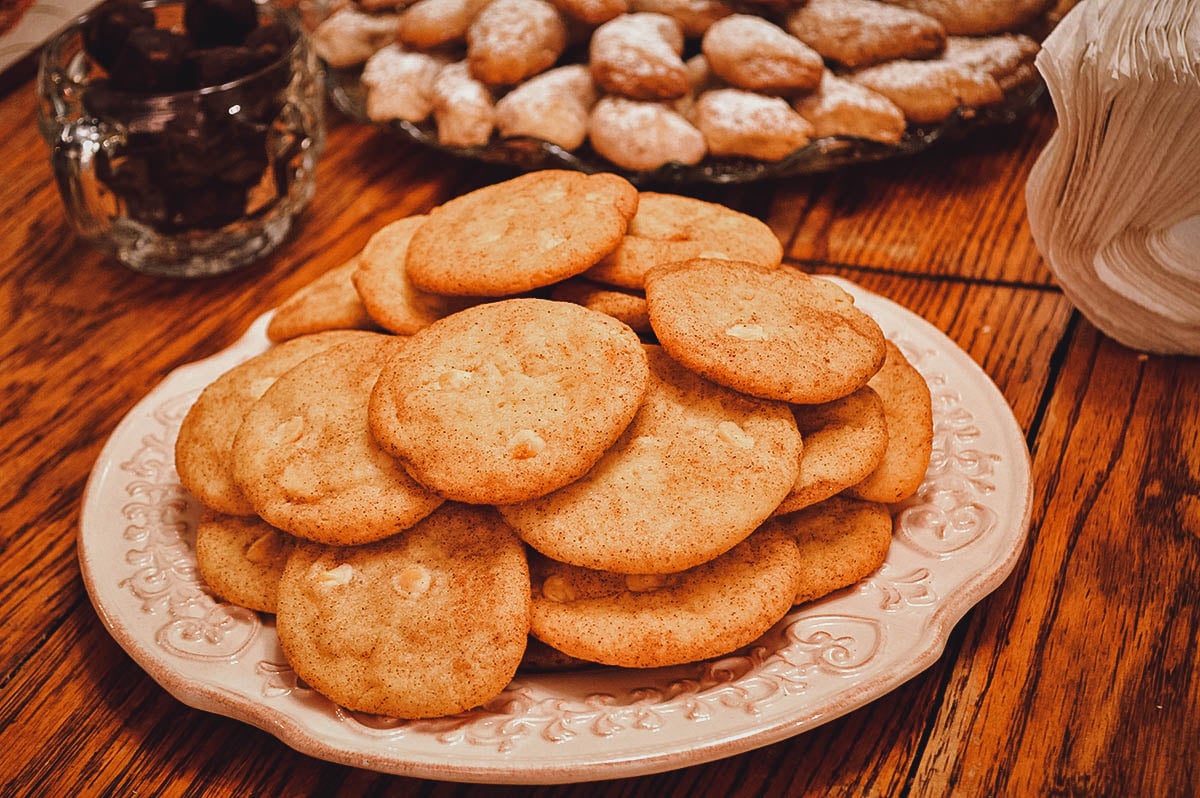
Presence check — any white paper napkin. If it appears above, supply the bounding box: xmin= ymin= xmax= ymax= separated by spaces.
xmin=1026 ymin=0 xmax=1200 ymax=354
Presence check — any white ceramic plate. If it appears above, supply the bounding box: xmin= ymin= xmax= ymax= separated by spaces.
xmin=78 ymin=280 xmax=1033 ymax=784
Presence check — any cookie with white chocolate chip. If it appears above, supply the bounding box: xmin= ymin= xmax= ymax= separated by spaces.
xmin=368 ymin=297 xmax=650 ymax=505
xmin=231 ymin=334 xmax=444 ymax=545
xmin=845 ymin=340 xmax=933 ymax=504
xmin=266 ymin=256 xmax=378 ymax=343
xmin=584 ymin=191 xmax=783 ymax=290
xmin=404 ymin=169 xmax=639 ymax=296
xmin=762 ymin=495 xmax=893 ymax=605
xmin=528 ymin=525 xmax=801 ymax=668
xmin=275 ymin=503 xmax=530 ymax=719
xmin=500 ymin=345 xmax=801 ymax=574
xmin=195 ymin=511 xmax=296 ymax=613
xmin=644 ymin=259 xmax=886 ymax=404
xmin=352 ymin=215 xmax=483 ymax=336
xmin=175 ymin=330 xmax=381 ymax=516
xmin=774 ymin=385 xmax=889 ymax=516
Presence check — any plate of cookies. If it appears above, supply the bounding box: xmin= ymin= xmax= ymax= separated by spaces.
xmin=79 ymin=170 xmax=1033 ymax=783
xmin=302 ymin=0 xmax=1067 ymax=183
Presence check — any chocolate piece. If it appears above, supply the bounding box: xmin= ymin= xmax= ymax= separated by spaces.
xmin=83 ymin=0 xmax=155 ymax=71
xmin=97 ymin=148 xmax=171 ymax=229
xmin=187 ymin=46 xmax=267 ymax=87
xmin=109 ymin=28 xmax=192 ymax=92
xmin=164 ymin=181 xmax=250 ymax=230
xmin=184 ymin=0 xmax=260 ymax=48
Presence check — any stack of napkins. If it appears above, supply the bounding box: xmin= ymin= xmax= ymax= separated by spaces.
xmin=1026 ymin=0 xmax=1200 ymax=354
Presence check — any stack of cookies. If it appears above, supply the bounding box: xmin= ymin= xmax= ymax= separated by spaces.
xmin=309 ymin=0 xmax=1059 ymax=172
xmin=175 ymin=170 xmax=933 ymax=719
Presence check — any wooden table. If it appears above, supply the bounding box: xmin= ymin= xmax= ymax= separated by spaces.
xmin=2 ymin=63 xmax=1196 ymax=796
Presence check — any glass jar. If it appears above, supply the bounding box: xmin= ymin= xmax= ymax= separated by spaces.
xmin=37 ymin=0 xmax=326 ymax=278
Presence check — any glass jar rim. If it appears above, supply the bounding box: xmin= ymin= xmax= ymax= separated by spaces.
xmin=41 ymin=0 xmax=305 ymax=101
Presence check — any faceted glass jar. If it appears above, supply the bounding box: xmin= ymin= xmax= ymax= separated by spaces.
xmin=37 ymin=0 xmax=326 ymax=277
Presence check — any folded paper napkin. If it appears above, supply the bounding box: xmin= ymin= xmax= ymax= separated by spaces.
xmin=1026 ymin=0 xmax=1200 ymax=354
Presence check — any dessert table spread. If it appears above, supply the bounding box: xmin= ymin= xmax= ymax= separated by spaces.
xmin=1 ymin=54 xmax=1196 ymax=795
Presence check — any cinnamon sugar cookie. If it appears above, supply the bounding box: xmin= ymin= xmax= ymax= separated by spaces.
xmin=405 ymin=170 xmax=638 ymax=296
xmin=644 ymin=259 xmax=886 ymax=404
xmin=232 ymin=334 xmax=444 ymax=545
xmin=774 ymin=386 xmax=888 ymax=515
xmin=175 ymin=330 xmax=378 ymax=516
xmin=368 ymin=298 xmax=650 ymax=504
xmin=275 ymin=503 xmax=530 ymax=718
xmin=785 ymin=0 xmax=946 ymax=69
xmin=500 ymin=345 xmax=801 ymax=574
xmin=352 ymin=215 xmax=481 ymax=336
xmin=762 ymin=495 xmax=893 ymax=605
xmin=584 ymin=192 xmax=782 ymax=290
xmin=196 ymin=511 xmax=295 ymax=613
xmin=519 ymin=635 xmax=594 ymax=671
xmin=266 ymin=257 xmax=377 ymax=343
xmin=845 ymin=340 xmax=933 ymax=503
xmin=550 ymin=278 xmax=651 ymax=333
xmin=528 ymin=526 xmax=800 ymax=668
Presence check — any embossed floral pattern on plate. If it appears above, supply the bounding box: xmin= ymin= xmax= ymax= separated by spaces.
xmin=78 ymin=279 xmax=1032 ymax=784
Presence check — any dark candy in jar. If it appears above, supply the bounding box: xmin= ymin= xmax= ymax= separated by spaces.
xmin=81 ymin=0 xmax=296 ymax=234
xmin=184 ymin=0 xmax=260 ymax=48
xmin=186 ymin=45 xmax=268 ymax=87
xmin=82 ymin=0 xmax=155 ymax=71
xmin=108 ymin=27 xmax=192 ymax=93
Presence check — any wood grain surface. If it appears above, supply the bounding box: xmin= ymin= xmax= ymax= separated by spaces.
xmin=1 ymin=63 xmax=1196 ymax=798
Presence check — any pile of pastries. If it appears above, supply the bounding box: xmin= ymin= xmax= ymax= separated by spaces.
xmin=175 ymin=171 xmax=935 ymax=719
xmin=307 ymin=0 xmax=1066 ymax=173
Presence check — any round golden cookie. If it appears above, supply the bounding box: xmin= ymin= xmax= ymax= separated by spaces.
xmin=549 ymin=277 xmax=651 ymax=334
xmin=175 ymin=330 xmax=380 ymax=516
xmin=195 ymin=511 xmax=295 ymax=613
xmin=500 ymin=345 xmax=800 ymax=574
xmin=275 ymin=503 xmax=531 ymax=719
xmin=351 ymin=215 xmax=481 ymax=335
xmin=761 ymin=496 xmax=893 ymax=605
xmin=583 ymin=192 xmax=783 ymax=290
xmin=528 ymin=526 xmax=801 ymax=668
xmin=405 ymin=170 xmax=639 ymax=297
xmin=845 ymin=340 xmax=933 ymax=503
xmin=644 ymin=259 xmax=887 ymax=404
xmin=369 ymin=298 xmax=650 ymax=505
xmin=266 ymin=257 xmax=378 ymax=343
xmin=774 ymin=385 xmax=889 ymax=516
xmin=519 ymin=635 xmax=594 ymax=672
xmin=231 ymin=334 xmax=444 ymax=545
